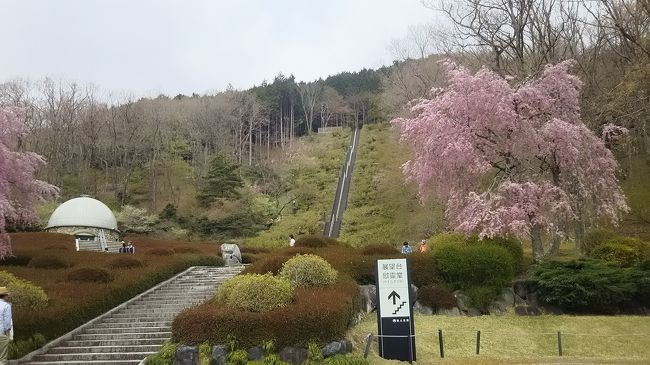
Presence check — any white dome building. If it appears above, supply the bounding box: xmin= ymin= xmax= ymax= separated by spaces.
xmin=46 ymin=196 xmax=120 ymax=246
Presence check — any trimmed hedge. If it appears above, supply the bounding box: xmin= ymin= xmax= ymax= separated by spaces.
xmin=0 ymin=255 xmax=32 ymax=266
xmin=66 ymin=268 xmax=114 ymax=283
xmin=435 ymin=245 xmax=515 ymax=291
xmin=148 ymin=248 xmax=175 ymax=256
xmin=592 ymin=243 xmax=644 ymax=267
xmin=583 ymin=229 xmax=619 ymax=254
xmin=173 ymin=275 xmax=360 ymax=348
xmin=44 ymin=244 xmax=69 ymax=251
xmin=242 ymin=255 xmax=290 ymax=275
xmin=173 ymin=247 xmax=202 ymax=254
xmin=531 ymin=259 xmax=650 ymax=313
xmin=27 ymin=255 xmax=72 ymax=269
xmin=107 ymin=257 xmax=144 ymax=269
xmin=466 ymin=236 xmax=524 ymax=272
xmin=279 ymin=254 xmax=338 ymax=287
xmin=0 ymin=271 xmax=48 ymax=309
xmin=417 ymin=285 xmax=456 ymax=311
xmin=408 ymin=254 xmax=439 ymax=287
xmin=217 ymin=274 xmax=294 ymax=312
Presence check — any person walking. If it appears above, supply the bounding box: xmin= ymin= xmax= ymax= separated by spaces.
xmin=418 ymin=239 xmax=428 ymax=254
xmin=289 ymin=235 xmax=296 ymax=247
xmin=0 ymin=287 xmax=12 ymax=365
xmin=401 ymin=241 xmax=412 ymax=254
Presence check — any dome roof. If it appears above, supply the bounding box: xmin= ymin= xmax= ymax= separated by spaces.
xmin=46 ymin=196 xmax=118 ymax=231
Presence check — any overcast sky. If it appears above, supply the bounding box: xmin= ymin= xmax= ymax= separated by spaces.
xmin=0 ymin=0 xmax=439 ymax=97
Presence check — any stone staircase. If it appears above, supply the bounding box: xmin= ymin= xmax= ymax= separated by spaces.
xmin=17 ymin=265 xmax=244 ymax=365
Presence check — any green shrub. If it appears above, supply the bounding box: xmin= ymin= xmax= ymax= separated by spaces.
xmin=409 ymin=254 xmax=439 ymax=287
xmin=467 ymin=236 xmax=524 ymax=272
xmin=280 ymin=254 xmax=338 ymax=287
xmin=435 ymin=245 xmax=515 ymax=291
xmin=584 ymin=228 xmax=619 ymax=254
xmin=531 ymin=259 xmax=650 ymax=313
xmin=417 ymin=285 xmax=456 ymax=311
xmin=465 ymin=286 xmax=498 ymax=313
xmin=226 ymin=349 xmax=248 ymax=365
xmin=173 ymin=276 xmax=360 ymax=349
xmin=9 ymin=333 xmax=47 ymax=359
xmin=27 ymin=255 xmax=72 ymax=269
xmin=148 ymin=248 xmax=175 ymax=256
xmin=145 ymin=341 xmax=176 ymax=365
xmin=294 ymin=235 xmax=341 ymax=248
xmin=0 ymin=271 xmax=48 ymax=309
xmin=0 ymin=255 xmax=31 ymax=266
xmin=592 ymin=243 xmax=643 ymax=267
xmin=360 ymin=244 xmax=398 ymax=255
xmin=217 ymin=274 xmax=294 ymax=312
xmin=107 ymin=256 xmax=144 ymax=269
xmin=66 ymin=267 xmax=114 ymax=283
xmin=428 ymin=232 xmax=466 ymax=252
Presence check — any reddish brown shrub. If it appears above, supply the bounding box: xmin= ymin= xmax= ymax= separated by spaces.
xmin=240 ymin=246 xmax=270 ymax=255
xmin=294 ymin=235 xmax=341 ymax=248
xmin=27 ymin=255 xmax=72 ymax=269
xmin=417 ymin=285 xmax=457 ymax=311
xmin=107 ymin=257 xmax=144 ymax=269
xmin=240 ymin=254 xmax=257 ymax=264
xmin=174 ymin=247 xmax=202 ymax=254
xmin=173 ymin=275 xmax=360 ymax=348
xmin=242 ymin=255 xmax=290 ymax=275
xmin=409 ymin=254 xmax=440 ymax=287
xmin=66 ymin=268 xmax=114 ymax=283
xmin=148 ymin=248 xmax=175 ymax=256
xmin=44 ymin=244 xmax=69 ymax=251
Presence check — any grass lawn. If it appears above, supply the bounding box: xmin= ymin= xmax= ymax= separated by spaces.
xmin=348 ymin=313 xmax=650 ymax=364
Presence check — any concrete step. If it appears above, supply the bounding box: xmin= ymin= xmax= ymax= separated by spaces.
xmin=23 ymin=361 xmax=141 ymax=365
xmin=73 ymin=332 xmax=172 ymax=341
xmin=84 ymin=326 xmax=170 ymax=334
xmin=48 ymin=345 xmax=161 ymax=354
xmin=63 ymin=339 xmax=165 ymax=347
xmin=94 ymin=321 xmax=170 ymax=328
xmin=34 ymin=352 xmax=155 ymax=361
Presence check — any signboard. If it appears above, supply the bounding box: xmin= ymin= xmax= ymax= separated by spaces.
xmin=376 ymin=258 xmax=416 ymax=362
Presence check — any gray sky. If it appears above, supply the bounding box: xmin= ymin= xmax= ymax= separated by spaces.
xmin=1 ymin=0 xmax=438 ymax=97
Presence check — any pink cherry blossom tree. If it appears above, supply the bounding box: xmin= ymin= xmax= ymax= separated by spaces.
xmin=0 ymin=107 xmax=59 ymax=258
xmin=393 ymin=60 xmax=628 ymax=261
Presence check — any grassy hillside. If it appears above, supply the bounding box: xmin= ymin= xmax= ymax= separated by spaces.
xmin=348 ymin=314 xmax=650 ymax=364
xmin=339 ymin=123 xmax=444 ymax=246
xmin=244 ymin=129 xmax=350 ymax=247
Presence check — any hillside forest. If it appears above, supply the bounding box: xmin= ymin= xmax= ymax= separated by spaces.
xmin=1 ymin=0 xmax=648 ymax=247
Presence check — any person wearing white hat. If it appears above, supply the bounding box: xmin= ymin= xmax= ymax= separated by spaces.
xmin=0 ymin=286 xmax=12 ymax=365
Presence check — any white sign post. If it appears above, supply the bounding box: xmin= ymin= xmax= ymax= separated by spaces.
xmin=376 ymin=258 xmax=416 ymax=362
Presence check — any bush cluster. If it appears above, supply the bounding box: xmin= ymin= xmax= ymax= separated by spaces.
xmin=44 ymin=244 xmax=69 ymax=251
xmin=173 ymin=276 xmax=360 ymax=348
xmin=66 ymin=268 xmax=114 ymax=283
xmin=107 ymin=257 xmax=144 ymax=269
xmin=0 ymin=271 xmax=48 ymax=309
xmin=590 ymin=236 xmax=649 ymax=267
xmin=0 ymin=255 xmax=32 ymax=266
xmin=148 ymin=248 xmax=175 ymax=256
xmin=279 ymin=254 xmax=338 ymax=287
xmin=217 ymin=274 xmax=294 ymax=312
xmin=27 ymin=255 xmax=72 ymax=269
xmin=408 ymin=254 xmax=439 ymax=287
xmin=417 ymin=285 xmax=456 ymax=311
xmin=436 ymin=244 xmax=515 ymax=290
xmin=531 ymin=259 xmax=650 ymax=313
xmin=173 ymin=246 xmax=202 ymax=254
xmin=242 ymin=255 xmax=290 ymax=275
xmin=466 ymin=236 xmax=524 ymax=272
xmin=583 ymin=229 xmax=619 ymax=254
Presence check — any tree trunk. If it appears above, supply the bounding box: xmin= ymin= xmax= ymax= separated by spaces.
xmin=280 ymin=106 xmax=284 ymax=150
xmin=575 ymin=216 xmax=585 ymax=257
xmin=530 ymin=225 xmax=544 ymax=262
xmin=248 ymin=120 xmax=252 ymax=166
xmin=548 ymin=233 xmax=562 ymax=256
